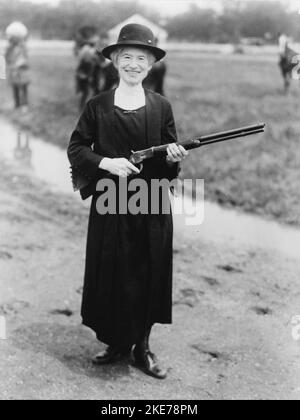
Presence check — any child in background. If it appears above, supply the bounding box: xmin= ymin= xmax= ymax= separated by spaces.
xmin=5 ymin=21 xmax=30 ymax=112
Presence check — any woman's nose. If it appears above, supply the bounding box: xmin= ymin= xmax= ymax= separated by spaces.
xmin=128 ymin=59 xmax=138 ymax=68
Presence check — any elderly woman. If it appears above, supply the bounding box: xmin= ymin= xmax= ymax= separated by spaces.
xmin=67 ymin=23 xmax=187 ymax=379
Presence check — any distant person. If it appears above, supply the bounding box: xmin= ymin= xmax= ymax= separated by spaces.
xmin=75 ymin=37 xmax=101 ymax=110
xmin=278 ymin=32 xmax=290 ymax=58
xmin=143 ymin=37 xmax=167 ymax=95
xmin=278 ymin=32 xmax=299 ymax=93
xmin=4 ymin=21 xmax=30 ymax=112
xmin=74 ymin=26 xmax=110 ymax=111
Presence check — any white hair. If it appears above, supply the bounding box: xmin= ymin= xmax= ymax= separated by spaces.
xmin=110 ymin=47 xmax=156 ymax=68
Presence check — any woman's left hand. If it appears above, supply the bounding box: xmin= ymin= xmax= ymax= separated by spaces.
xmin=166 ymin=143 xmax=188 ymax=163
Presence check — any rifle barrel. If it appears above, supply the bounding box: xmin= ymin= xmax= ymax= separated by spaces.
xmin=151 ymin=123 xmax=265 ymax=155
xmin=198 ymin=127 xmax=264 ymax=147
xmin=178 ymin=127 xmax=264 ymax=150
xmin=198 ymin=122 xmax=265 ymax=144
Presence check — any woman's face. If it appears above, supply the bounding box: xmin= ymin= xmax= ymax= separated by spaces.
xmin=116 ymin=47 xmax=152 ymax=86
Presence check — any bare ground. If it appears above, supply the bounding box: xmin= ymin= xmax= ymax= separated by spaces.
xmin=1 ymin=157 xmax=300 ymax=400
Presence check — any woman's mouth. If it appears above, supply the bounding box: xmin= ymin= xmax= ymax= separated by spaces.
xmin=126 ymin=70 xmax=140 ymax=76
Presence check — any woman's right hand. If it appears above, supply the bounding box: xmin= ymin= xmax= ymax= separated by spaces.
xmin=99 ymin=157 xmax=140 ymax=177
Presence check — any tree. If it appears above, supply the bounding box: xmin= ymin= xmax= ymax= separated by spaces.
xmin=166 ymin=4 xmax=218 ymax=41
xmin=0 ymin=0 xmax=159 ymax=40
xmin=239 ymin=1 xmax=294 ymax=38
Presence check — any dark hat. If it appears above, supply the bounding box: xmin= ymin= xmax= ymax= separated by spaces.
xmin=102 ymin=23 xmax=166 ymax=62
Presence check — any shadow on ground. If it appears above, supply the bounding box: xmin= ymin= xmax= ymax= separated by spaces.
xmin=12 ymin=322 xmax=132 ymax=381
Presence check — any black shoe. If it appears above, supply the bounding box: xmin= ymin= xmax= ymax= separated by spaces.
xmin=133 ymin=346 xmax=167 ymax=379
xmin=92 ymin=346 xmax=127 ymax=365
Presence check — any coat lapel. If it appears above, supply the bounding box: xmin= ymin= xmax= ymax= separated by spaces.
xmin=145 ymin=89 xmax=162 ymax=147
xmin=100 ymin=88 xmax=118 ymax=147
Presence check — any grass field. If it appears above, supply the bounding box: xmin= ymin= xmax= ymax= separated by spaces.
xmin=1 ymin=50 xmax=300 ymax=225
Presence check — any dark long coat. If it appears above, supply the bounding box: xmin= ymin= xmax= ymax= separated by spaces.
xmin=67 ymin=89 xmax=180 ymax=347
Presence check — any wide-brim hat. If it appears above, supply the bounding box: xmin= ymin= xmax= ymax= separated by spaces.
xmin=102 ymin=23 xmax=166 ymax=62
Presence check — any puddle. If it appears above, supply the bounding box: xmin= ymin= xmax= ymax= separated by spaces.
xmin=172 ymin=195 xmax=300 ymax=259
xmin=0 ymin=118 xmax=72 ymax=194
xmin=1 ymin=117 xmax=300 ymax=260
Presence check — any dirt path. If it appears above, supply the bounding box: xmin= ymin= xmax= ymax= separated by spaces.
xmin=1 ymin=157 xmax=300 ymax=400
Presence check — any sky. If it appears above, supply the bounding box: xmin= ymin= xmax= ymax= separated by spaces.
xmin=19 ymin=0 xmax=300 ymax=16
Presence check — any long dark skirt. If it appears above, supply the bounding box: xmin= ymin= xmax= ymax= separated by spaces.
xmin=81 ymin=191 xmax=174 ymax=348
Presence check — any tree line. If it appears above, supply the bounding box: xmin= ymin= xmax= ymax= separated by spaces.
xmin=0 ymin=0 xmax=299 ymax=42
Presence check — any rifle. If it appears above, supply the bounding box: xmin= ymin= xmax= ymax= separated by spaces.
xmin=129 ymin=122 xmax=265 ymax=168
xmin=70 ymin=122 xmax=265 ymax=197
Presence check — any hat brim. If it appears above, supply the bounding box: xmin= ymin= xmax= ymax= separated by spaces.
xmin=101 ymin=41 xmax=166 ymax=62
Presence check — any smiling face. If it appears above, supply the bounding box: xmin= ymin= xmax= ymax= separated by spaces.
xmin=114 ymin=47 xmax=154 ymax=86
